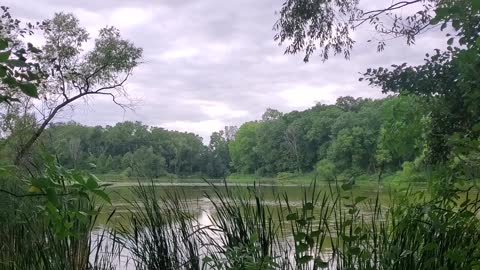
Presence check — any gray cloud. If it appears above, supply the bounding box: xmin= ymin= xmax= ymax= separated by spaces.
xmin=4 ymin=0 xmax=446 ymax=141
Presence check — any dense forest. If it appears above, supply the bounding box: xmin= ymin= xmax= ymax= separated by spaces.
xmin=0 ymin=93 xmax=460 ymax=183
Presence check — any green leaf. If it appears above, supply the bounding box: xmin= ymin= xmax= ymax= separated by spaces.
xmin=18 ymin=83 xmax=38 ymax=98
xmin=286 ymin=213 xmax=298 ymax=221
xmin=447 ymin=37 xmax=454 ymax=45
xmin=343 ymin=219 xmax=353 ymax=227
xmin=303 ymin=202 xmax=314 ymax=210
xmin=440 ymin=22 xmax=447 ymax=31
xmin=296 ymin=243 xmax=309 ymax=253
xmin=297 ymin=255 xmax=313 ymax=264
xmin=27 ymin=42 xmax=42 ymax=54
xmin=0 ymin=50 xmax=10 ymax=62
xmin=296 ymin=218 xmax=307 ymax=226
xmin=93 ymin=189 xmax=111 ymax=204
xmin=400 ymin=250 xmax=413 ymax=257
xmin=85 ymin=176 xmax=99 ymax=189
xmin=434 ymin=8 xmax=448 ymax=20
xmin=341 ymin=183 xmax=352 ymax=191
xmin=7 ymin=59 xmax=28 ymax=67
xmin=46 ymin=188 xmax=59 ymax=206
xmin=472 ymin=123 xmax=480 ymax=132
xmin=472 ymin=0 xmax=480 ymax=11
xmin=446 ymin=249 xmax=465 ymax=263
xmin=314 ymin=257 xmax=329 ymax=268
xmin=354 ymin=196 xmax=368 ymax=204
xmin=0 ymin=39 xmax=8 ymax=50
xmin=0 ymin=65 xmax=7 ymax=77
xmin=294 ymin=232 xmax=306 ymax=241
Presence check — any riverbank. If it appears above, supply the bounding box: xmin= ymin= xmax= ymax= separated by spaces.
xmin=96 ymin=169 xmax=427 ymax=188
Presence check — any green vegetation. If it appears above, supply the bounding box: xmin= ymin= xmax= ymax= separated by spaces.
xmin=0 ymin=94 xmax=464 ymax=185
xmin=1 ymin=0 xmax=480 ymax=269
xmin=109 ymin=181 xmax=480 ymax=270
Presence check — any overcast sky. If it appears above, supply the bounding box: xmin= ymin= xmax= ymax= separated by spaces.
xmin=5 ymin=0 xmax=445 ymax=142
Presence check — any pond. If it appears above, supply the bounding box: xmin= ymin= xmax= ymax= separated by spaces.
xmin=92 ymin=181 xmax=425 ymax=269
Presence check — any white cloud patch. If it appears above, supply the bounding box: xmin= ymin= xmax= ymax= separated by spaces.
xmin=109 ymin=8 xmax=154 ymax=29
xmin=162 ymin=120 xmax=225 ymax=141
xmin=279 ymin=85 xmax=339 ymax=108
xmin=184 ymin=100 xmax=248 ymax=119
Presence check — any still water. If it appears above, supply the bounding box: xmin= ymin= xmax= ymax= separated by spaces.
xmin=92 ymin=181 xmax=418 ymax=269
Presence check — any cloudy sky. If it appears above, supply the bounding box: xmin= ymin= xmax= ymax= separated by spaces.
xmin=5 ymin=0 xmax=444 ymax=142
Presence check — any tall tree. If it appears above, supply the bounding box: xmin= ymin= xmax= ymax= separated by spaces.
xmin=15 ymin=12 xmax=142 ymax=164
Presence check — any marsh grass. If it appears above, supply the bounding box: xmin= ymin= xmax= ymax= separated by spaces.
xmin=3 ymin=174 xmax=480 ymax=270
xmin=0 ymin=175 xmax=121 ymax=270
xmin=118 ymin=179 xmax=480 ymax=270
xmin=117 ymin=181 xmax=202 ymax=270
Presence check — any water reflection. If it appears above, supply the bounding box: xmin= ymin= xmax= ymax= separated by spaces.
xmin=92 ymin=182 xmax=424 ymax=269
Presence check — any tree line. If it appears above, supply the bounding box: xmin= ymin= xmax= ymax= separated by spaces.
xmin=1 ymin=94 xmax=430 ymax=181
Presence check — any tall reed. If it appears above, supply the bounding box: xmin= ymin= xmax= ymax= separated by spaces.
xmin=117 ymin=182 xmax=202 ymax=270
xmin=118 ymin=180 xmax=480 ymax=270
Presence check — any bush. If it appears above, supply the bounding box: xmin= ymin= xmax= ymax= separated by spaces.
xmin=276 ymin=171 xmax=298 ymax=180
xmin=315 ymin=159 xmax=337 ymax=181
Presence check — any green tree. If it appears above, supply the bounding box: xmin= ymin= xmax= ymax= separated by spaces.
xmin=274 ymin=0 xmax=452 ymax=62
xmin=363 ymin=0 xmax=480 ymax=165
xmin=0 ymin=7 xmax=44 ymax=104
xmin=229 ymin=122 xmax=261 ymax=174
xmin=14 ymin=12 xmax=142 ymax=164
xmin=207 ymin=130 xmax=230 ymax=178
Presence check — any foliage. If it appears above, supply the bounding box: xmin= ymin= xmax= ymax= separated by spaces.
xmin=118 ymin=182 xmax=201 ymax=270
xmin=363 ymin=0 xmax=480 ymax=167
xmin=0 ymin=10 xmax=143 ymax=164
xmin=0 ymin=154 xmax=118 ymax=270
xmin=114 ymin=180 xmax=480 ymax=270
xmin=315 ymin=159 xmax=337 ymax=181
xmin=0 ymin=93 xmax=457 ymax=183
xmin=274 ymin=0 xmax=459 ymax=62
xmin=0 ymin=6 xmax=44 ymax=104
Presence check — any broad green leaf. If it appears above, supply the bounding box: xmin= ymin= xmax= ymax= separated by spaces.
xmin=46 ymin=188 xmax=59 ymax=206
xmin=0 ymin=65 xmax=7 ymax=77
xmin=0 ymin=39 xmax=8 ymax=50
xmin=7 ymin=59 xmax=28 ymax=67
xmin=19 ymin=83 xmax=38 ymax=98
xmin=472 ymin=123 xmax=480 ymax=132
xmin=86 ymin=176 xmax=99 ymax=189
xmin=303 ymin=202 xmax=314 ymax=210
xmin=296 ymin=243 xmax=309 ymax=253
xmin=296 ymin=218 xmax=307 ymax=226
xmin=0 ymin=50 xmax=10 ymax=62
xmin=294 ymin=232 xmax=306 ymax=241
xmin=93 ymin=189 xmax=111 ymax=204
xmin=472 ymin=0 xmax=480 ymax=11
xmin=297 ymin=255 xmax=313 ymax=264
xmin=314 ymin=257 xmax=329 ymax=268
xmin=447 ymin=37 xmax=454 ymax=45
xmin=355 ymin=196 xmax=368 ymax=204
xmin=341 ymin=183 xmax=352 ymax=191
xmin=434 ymin=7 xmax=449 ymax=20
xmin=286 ymin=212 xmax=298 ymax=221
